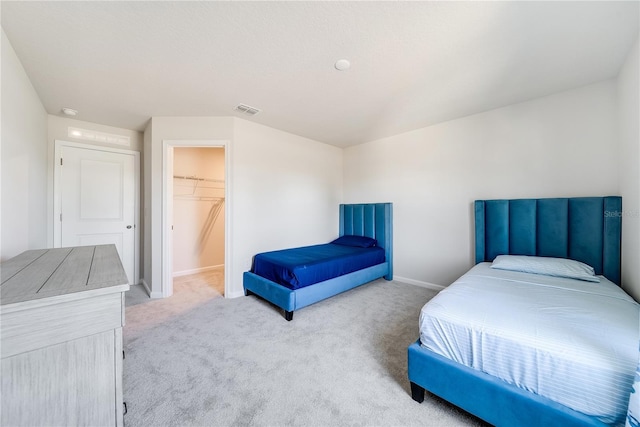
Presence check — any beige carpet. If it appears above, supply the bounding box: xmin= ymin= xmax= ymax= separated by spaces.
xmin=123 ymin=274 xmax=487 ymax=426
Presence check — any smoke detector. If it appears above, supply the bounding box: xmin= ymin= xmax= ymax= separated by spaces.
xmin=61 ymin=107 xmax=78 ymax=116
xmin=334 ymin=59 xmax=351 ymax=71
xmin=234 ymin=104 xmax=261 ymax=116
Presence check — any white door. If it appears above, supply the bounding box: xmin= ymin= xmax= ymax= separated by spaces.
xmin=57 ymin=144 xmax=136 ymax=284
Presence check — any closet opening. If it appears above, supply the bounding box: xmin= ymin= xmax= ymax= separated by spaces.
xmin=171 ymin=147 xmax=225 ymax=296
xmin=162 ymin=140 xmax=230 ymax=300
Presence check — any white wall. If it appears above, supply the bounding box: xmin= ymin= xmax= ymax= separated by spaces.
xmin=144 ymin=116 xmax=342 ymax=298
xmin=47 ymin=115 xmax=144 ymax=152
xmin=1 ymin=30 xmax=48 ymax=260
xmin=173 ymin=147 xmax=225 ymax=274
xmin=618 ymin=36 xmax=640 ymax=301
xmin=344 ymin=80 xmax=619 ymax=287
xmin=5 ymin=19 xmax=631 ymax=299
xmin=145 ymin=116 xmax=234 ymax=297
xmin=232 ymin=118 xmax=343 ymax=297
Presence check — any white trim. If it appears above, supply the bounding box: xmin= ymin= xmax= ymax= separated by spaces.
xmin=162 ymin=140 xmax=231 ymax=299
xmin=162 ymin=143 xmax=174 ymax=297
xmin=140 ymin=279 xmax=161 ymax=299
xmin=140 ymin=278 xmax=151 ymax=296
xmin=53 ymin=140 xmax=141 ymax=285
xmin=225 ymin=289 xmax=246 ymax=299
xmin=393 ymin=276 xmax=445 ymax=291
xmin=173 ymin=264 xmax=224 ymax=278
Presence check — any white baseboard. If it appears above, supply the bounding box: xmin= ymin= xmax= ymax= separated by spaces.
xmin=140 ymin=278 xmax=151 ymax=295
xmin=225 ymin=289 xmax=246 ymax=299
xmin=173 ymin=264 xmax=224 ymax=278
xmin=141 ymin=278 xmax=163 ymax=298
xmin=393 ymin=276 xmax=445 ymax=291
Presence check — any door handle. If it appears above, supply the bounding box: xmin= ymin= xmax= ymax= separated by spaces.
xmin=126 ymin=225 xmax=132 ymax=229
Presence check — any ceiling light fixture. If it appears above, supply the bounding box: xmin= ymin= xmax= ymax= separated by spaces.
xmin=61 ymin=107 xmax=78 ymax=116
xmin=334 ymin=59 xmax=351 ymax=71
xmin=68 ymin=127 xmax=130 ymax=146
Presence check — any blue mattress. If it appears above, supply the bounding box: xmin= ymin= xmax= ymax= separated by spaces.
xmin=252 ymin=244 xmax=386 ymax=290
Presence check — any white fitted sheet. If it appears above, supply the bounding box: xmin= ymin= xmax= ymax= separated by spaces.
xmin=419 ymin=263 xmax=639 ymax=425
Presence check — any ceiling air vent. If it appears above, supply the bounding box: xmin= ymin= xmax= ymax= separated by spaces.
xmin=234 ymin=104 xmax=261 ymax=116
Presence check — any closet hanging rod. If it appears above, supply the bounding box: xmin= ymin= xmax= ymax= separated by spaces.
xmin=173 ymin=175 xmax=224 ymax=184
xmin=174 ymin=196 xmax=225 ymax=202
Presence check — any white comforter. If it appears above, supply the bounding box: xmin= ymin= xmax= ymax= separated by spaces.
xmin=419 ymin=263 xmax=639 ymax=425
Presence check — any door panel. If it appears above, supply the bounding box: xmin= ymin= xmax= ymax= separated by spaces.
xmin=60 ymin=146 xmax=135 ymax=284
xmin=79 ymin=160 xmax=123 ymax=220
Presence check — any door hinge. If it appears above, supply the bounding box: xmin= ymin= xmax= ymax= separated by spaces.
xmin=59 ymin=213 xmax=62 ymax=221
xmin=60 ymin=158 xmax=63 ymax=166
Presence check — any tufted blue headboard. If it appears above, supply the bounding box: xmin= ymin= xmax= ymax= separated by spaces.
xmin=475 ymin=196 xmax=622 ymax=285
xmin=340 ymin=203 xmax=393 ymax=280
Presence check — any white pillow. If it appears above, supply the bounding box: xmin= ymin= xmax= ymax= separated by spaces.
xmin=490 ymin=255 xmax=600 ymax=283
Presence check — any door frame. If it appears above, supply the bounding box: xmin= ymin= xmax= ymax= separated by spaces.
xmin=53 ymin=140 xmax=141 ymax=284
xmin=162 ymin=139 xmax=231 ymax=298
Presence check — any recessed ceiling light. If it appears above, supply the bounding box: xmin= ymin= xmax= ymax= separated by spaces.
xmin=334 ymin=59 xmax=351 ymax=71
xmin=61 ymin=107 xmax=78 ymax=116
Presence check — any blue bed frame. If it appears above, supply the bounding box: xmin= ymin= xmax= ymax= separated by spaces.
xmin=408 ymin=196 xmax=623 ymax=427
xmin=243 ymin=203 xmax=393 ymax=321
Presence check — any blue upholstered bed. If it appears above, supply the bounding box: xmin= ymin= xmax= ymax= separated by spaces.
xmin=243 ymin=203 xmax=392 ymax=320
xmin=408 ymin=196 xmax=633 ymax=427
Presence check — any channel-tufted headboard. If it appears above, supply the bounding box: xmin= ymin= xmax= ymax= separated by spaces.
xmin=475 ymin=196 xmax=622 ymax=285
xmin=340 ymin=203 xmax=393 ymax=280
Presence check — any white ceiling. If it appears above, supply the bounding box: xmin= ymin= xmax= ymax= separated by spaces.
xmin=2 ymin=1 xmax=638 ymax=147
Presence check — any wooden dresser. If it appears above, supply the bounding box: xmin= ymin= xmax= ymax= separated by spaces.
xmin=1 ymin=245 xmax=129 ymax=426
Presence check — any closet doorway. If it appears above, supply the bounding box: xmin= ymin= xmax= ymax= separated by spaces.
xmin=162 ymin=140 xmax=230 ymax=299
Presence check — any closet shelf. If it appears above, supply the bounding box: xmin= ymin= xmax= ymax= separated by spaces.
xmin=173 ymin=175 xmax=224 ymax=184
xmin=173 ymin=175 xmax=224 ymax=196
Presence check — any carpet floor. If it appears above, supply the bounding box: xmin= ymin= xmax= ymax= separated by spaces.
xmin=123 ymin=276 xmax=486 ymax=427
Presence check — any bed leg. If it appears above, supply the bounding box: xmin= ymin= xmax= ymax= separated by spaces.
xmin=284 ymin=310 xmax=293 ymax=321
xmin=410 ymin=382 xmax=425 ymax=403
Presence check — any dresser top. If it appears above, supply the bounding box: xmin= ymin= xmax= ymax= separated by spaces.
xmin=1 ymin=245 xmax=129 ymax=306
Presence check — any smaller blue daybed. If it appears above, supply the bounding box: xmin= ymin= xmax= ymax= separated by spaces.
xmin=243 ymin=203 xmax=393 ymax=321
